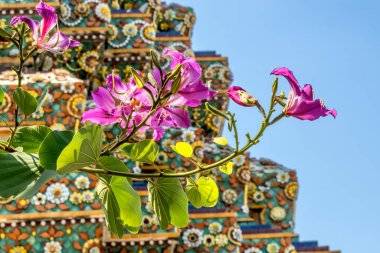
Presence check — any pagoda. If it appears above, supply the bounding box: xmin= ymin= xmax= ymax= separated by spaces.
xmin=0 ymin=1 xmax=340 ymax=252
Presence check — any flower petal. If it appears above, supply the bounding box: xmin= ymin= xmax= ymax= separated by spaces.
xmin=163 ymin=49 xmax=186 ymax=69
xmin=165 ymin=107 xmax=191 ymax=128
xmin=36 ymin=1 xmax=58 ymax=40
xmin=152 ymin=68 xmax=163 ymax=89
xmin=69 ymin=39 xmax=80 ymax=48
xmin=181 ymin=58 xmax=202 ymax=88
xmin=91 ymin=86 xmax=115 ymax=111
xmin=178 ymin=80 xmax=216 ymax=107
xmin=302 ymin=84 xmax=314 ymax=100
xmin=286 ymin=98 xmax=337 ymax=120
xmin=81 ymin=108 xmax=120 ymax=125
xmin=106 ymin=73 xmax=127 ymax=96
xmin=271 ymin=67 xmax=302 ymax=96
xmin=10 ymin=16 xmax=39 ymax=42
xmin=152 ymin=127 xmax=165 ymax=141
xmin=38 ymin=32 xmax=69 ymax=54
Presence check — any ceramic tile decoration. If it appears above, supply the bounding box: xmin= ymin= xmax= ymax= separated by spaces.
xmin=0 ymin=1 xmax=339 ymax=252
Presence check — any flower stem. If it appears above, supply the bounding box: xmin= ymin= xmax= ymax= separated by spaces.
xmin=6 ymin=25 xmax=37 ymax=149
xmin=82 ymin=79 xmax=282 ymax=179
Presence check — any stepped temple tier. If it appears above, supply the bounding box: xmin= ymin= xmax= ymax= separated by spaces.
xmin=0 ymin=1 xmax=339 ymax=252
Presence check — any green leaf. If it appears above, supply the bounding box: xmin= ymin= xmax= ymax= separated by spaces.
xmin=96 ymin=156 xmax=130 ymax=181
xmin=0 ymin=27 xmax=10 ymax=42
xmin=13 ymin=87 xmax=38 ymax=116
xmin=12 ymin=126 xmax=52 ymax=153
xmin=39 ymin=130 xmax=74 ymax=170
xmin=57 ymin=125 xmax=102 ymax=174
xmin=96 ymin=175 xmax=142 ymax=237
xmin=119 ymin=143 xmax=134 ymax=157
xmin=129 ymin=139 xmax=159 ymax=164
xmin=96 ymin=182 xmax=124 ymax=237
xmin=0 ymin=152 xmax=43 ymax=198
xmin=14 ymin=170 xmax=57 ymax=199
xmin=0 ymin=87 xmax=4 ymax=104
xmin=186 ymin=176 xmax=219 ymax=208
xmin=36 ymin=86 xmax=49 ymax=108
xmin=148 ymin=175 xmax=189 ymax=230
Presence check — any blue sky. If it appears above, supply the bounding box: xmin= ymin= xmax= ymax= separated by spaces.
xmin=168 ymin=0 xmax=380 ymax=252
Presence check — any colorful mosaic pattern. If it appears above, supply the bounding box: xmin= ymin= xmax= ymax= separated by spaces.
xmin=0 ymin=70 xmax=86 ymax=130
xmin=0 ymin=0 xmax=339 ymax=252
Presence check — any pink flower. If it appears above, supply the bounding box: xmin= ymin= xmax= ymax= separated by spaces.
xmin=82 ymin=74 xmax=141 ymax=129
xmin=163 ymin=49 xmax=216 ymax=103
xmin=227 ymin=86 xmax=257 ymax=107
xmin=82 ymin=50 xmax=216 ymax=141
xmin=133 ymin=76 xmax=191 ymax=141
xmin=271 ymin=67 xmax=337 ymax=120
xmin=10 ymin=2 xmax=79 ymax=54
xmin=81 ymin=87 xmax=123 ymax=125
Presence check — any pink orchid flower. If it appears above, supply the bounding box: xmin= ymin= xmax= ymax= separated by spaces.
xmin=227 ymin=86 xmax=257 ymax=107
xmin=271 ymin=67 xmax=337 ymax=120
xmin=162 ymin=49 xmax=216 ymax=106
xmin=10 ymin=2 xmax=79 ymax=54
xmin=133 ymin=76 xmax=191 ymax=141
xmin=81 ymin=86 xmax=124 ymax=125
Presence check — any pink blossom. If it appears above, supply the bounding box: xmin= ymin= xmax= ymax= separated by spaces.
xmin=271 ymin=67 xmax=337 ymax=120
xmin=227 ymin=86 xmax=257 ymax=107
xmin=10 ymin=2 xmax=79 ymax=54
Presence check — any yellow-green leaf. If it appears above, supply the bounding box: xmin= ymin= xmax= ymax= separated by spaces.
xmin=148 ymin=174 xmax=189 ymax=230
xmin=171 ymin=142 xmax=193 ymax=158
xmin=57 ymin=125 xmax=102 ymax=174
xmin=96 ymin=175 xmax=142 ymax=237
xmin=12 ymin=126 xmax=52 ymax=153
xmin=220 ymin=162 xmax=234 ymax=175
xmin=186 ymin=176 xmax=219 ymax=208
xmin=213 ymin=137 xmax=228 ymax=146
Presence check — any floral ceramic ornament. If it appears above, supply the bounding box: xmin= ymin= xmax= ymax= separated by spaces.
xmin=202 ymin=234 xmax=215 ymax=247
xmin=270 ymin=206 xmax=287 ymax=221
xmin=208 ymin=222 xmax=222 ymax=234
xmin=69 ymin=192 xmax=83 ymax=205
xmin=182 ymin=228 xmax=203 ymax=247
xmin=95 ymin=3 xmax=111 ymax=23
xmin=284 ymin=245 xmax=297 ymax=253
xmin=215 ymin=234 xmax=228 ymax=247
xmin=285 ymin=182 xmax=299 ymax=200
xmin=44 ymin=241 xmax=62 ymax=253
xmin=222 ymin=189 xmax=237 ymax=204
xmin=46 ymin=183 xmax=70 ymax=204
xmin=267 ymin=243 xmax=280 ymax=253
xmin=244 ymin=247 xmax=263 ymax=253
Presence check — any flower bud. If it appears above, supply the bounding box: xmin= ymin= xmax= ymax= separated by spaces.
xmin=166 ymin=63 xmax=182 ymax=81
xmin=128 ymin=67 xmax=144 ymax=89
xmin=227 ymin=86 xmax=257 ymax=107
